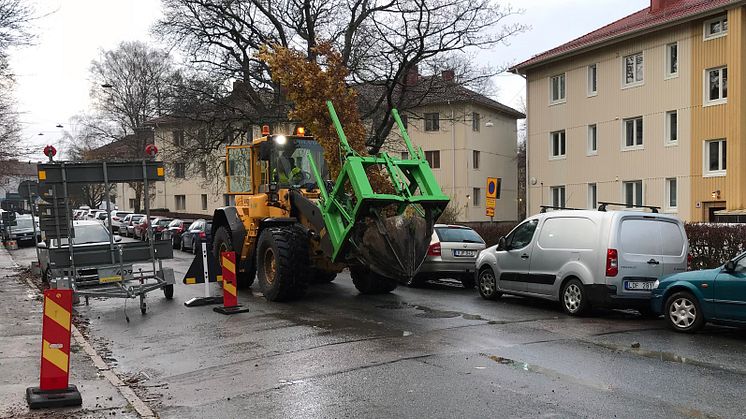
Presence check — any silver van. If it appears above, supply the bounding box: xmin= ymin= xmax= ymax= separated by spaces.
xmin=475 ymin=209 xmax=688 ymax=316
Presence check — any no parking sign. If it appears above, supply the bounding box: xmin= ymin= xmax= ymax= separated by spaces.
xmin=486 ymin=177 xmax=501 ymax=217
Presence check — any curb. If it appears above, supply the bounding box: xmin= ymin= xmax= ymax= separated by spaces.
xmin=4 ymin=246 xmax=156 ymax=418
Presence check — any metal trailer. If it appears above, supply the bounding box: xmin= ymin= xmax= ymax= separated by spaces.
xmin=37 ymin=158 xmax=174 ymax=314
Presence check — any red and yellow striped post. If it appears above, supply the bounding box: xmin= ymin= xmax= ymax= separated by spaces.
xmin=213 ymin=251 xmax=249 ymax=315
xmin=26 ymin=289 xmax=82 ymax=408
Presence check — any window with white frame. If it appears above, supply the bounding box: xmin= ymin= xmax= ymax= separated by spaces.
xmin=705 ymin=66 xmax=728 ymax=105
xmin=665 ymin=178 xmax=677 ymax=210
xmin=665 ymin=43 xmax=678 ymax=77
xmin=623 ymin=52 xmax=644 ymax=86
xmin=550 ymin=130 xmax=566 ymax=158
xmin=704 ymin=139 xmax=726 ymax=176
xmin=623 ymin=116 xmax=643 ymax=149
xmin=201 ymin=194 xmax=208 ymax=211
xmin=175 ymin=195 xmax=186 ymax=211
xmin=704 ymin=15 xmax=728 ymax=40
xmin=128 ymin=198 xmax=136 ymax=209
xmin=424 ymin=113 xmax=440 ymax=131
xmin=472 ymin=188 xmax=481 ymax=206
xmin=551 ymin=186 xmax=566 ymax=208
xmin=665 ymin=111 xmax=678 ymax=144
xmin=550 ymin=74 xmax=566 ymax=103
xmin=588 ymin=183 xmax=597 ymax=209
xmin=587 ymin=64 xmax=597 ymax=95
xmin=587 ymin=124 xmax=597 ymax=154
xmin=623 ymin=180 xmax=643 ymax=207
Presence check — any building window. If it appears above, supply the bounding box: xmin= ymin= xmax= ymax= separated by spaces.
xmin=704 ymin=139 xmax=726 ymax=176
xmin=223 ymin=194 xmax=235 ymax=206
xmin=665 ymin=43 xmax=678 ymax=77
xmin=587 ymin=64 xmax=597 ymax=96
xmin=550 ymin=74 xmax=566 ymax=104
xmin=551 ymin=186 xmax=566 ymax=208
xmin=705 ymin=66 xmax=728 ymax=105
xmin=666 ymin=178 xmax=677 ymax=210
xmin=588 ymin=183 xmax=597 ymax=209
xmin=704 ymin=15 xmax=728 ymax=40
xmin=550 ymin=130 xmax=566 ymax=159
xmin=128 ymin=198 xmax=136 ymax=209
xmin=174 ymin=162 xmax=186 ymax=178
xmin=472 ymin=188 xmax=481 ymax=206
xmin=201 ymin=194 xmax=208 ymax=211
xmin=401 ymin=151 xmax=409 ymax=160
xmin=587 ymin=124 xmax=597 ymax=155
xmin=473 ymin=150 xmax=480 ymax=169
xmin=199 ymin=161 xmax=207 ymax=178
xmin=175 ymin=195 xmax=186 ymax=211
xmin=623 ymin=116 xmax=643 ymax=149
xmin=623 ymin=180 xmax=643 ymax=207
xmin=424 ymin=113 xmax=440 ymax=131
xmin=172 ymin=130 xmax=185 ymax=147
xmin=472 ymin=112 xmax=480 ymax=131
xmin=623 ymin=52 xmax=644 ymax=86
xmin=666 ymin=111 xmax=678 ymax=144
xmin=425 ymin=150 xmax=440 ymax=169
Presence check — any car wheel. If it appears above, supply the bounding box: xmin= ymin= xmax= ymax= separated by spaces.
xmin=477 ymin=267 xmax=501 ymax=300
xmin=561 ymin=278 xmax=589 ymax=316
xmin=665 ymin=291 xmax=704 ymax=333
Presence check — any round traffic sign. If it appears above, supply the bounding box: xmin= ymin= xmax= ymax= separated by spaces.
xmin=488 ymin=180 xmax=496 ymax=195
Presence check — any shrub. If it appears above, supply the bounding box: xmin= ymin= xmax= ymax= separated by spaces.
xmin=685 ymin=223 xmax=746 ymax=269
xmin=464 ymin=221 xmax=517 ymax=247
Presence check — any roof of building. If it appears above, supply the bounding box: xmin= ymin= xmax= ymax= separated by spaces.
xmin=512 ymin=0 xmax=741 ymax=72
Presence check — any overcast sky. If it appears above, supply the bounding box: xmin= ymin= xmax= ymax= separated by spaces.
xmin=10 ymin=0 xmax=650 ymax=159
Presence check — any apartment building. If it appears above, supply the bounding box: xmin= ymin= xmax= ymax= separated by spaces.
xmin=512 ymin=0 xmax=746 ymax=222
xmin=112 ymin=75 xmax=524 ymax=222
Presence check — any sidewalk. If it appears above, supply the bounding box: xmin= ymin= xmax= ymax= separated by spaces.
xmin=0 ymin=246 xmax=138 ymax=419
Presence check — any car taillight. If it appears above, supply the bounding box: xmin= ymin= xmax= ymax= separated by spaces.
xmin=687 ymin=253 xmax=692 ymax=271
xmin=606 ymin=248 xmax=618 ymax=277
xmin=427 ymin=242 xmax=441 ymax=256
xmin=199 ymin=231 xmax=206 ymax=239
xmin=112 ymin=217 xmax=120 ymax=221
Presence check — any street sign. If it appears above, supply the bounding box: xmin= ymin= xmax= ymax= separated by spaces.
xmin=486 ymin=207 xmax=494 ymax=217
xmin=486 ymin=197 xmax=496 ymax=208
xmin=487 ymin=177 xmax=501 ymax=200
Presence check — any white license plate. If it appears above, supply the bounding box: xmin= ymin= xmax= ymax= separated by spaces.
xmin=624 ymin=280 xmax=655 ymax=291
xmin=453 ymin=250 xmax=477 ymax=257
xmin=98 ymin=266 xmax=134 ymax=283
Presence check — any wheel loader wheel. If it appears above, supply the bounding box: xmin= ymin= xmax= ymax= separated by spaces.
xmin=256 ymin=226 xmax=309 ymax=301
xmin=213 ymin=226 xmax=255 ymax=288
xmin=350 ymin=266 xmax=398 ymax=294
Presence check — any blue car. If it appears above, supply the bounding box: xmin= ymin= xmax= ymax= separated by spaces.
xmin=651 ymin=253 xmax=746 ymax=333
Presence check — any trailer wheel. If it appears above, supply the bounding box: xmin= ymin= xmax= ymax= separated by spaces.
xmin=163 ymin=284 xmax=174 ymax=300
xmin=350 ymin=266 xmax=398 ymax=294
xmin=256 ymin=226 xmax=309 ymax=301
xmin=213 ymin=226 xmax=255 ymax=288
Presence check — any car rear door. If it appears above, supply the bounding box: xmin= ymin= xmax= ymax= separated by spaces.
xmin=616 ymin=216 xmax=679 ymax=297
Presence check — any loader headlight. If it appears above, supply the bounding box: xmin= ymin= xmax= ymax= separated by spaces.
xmin=274 ymin=135 xmax=287 ymax=145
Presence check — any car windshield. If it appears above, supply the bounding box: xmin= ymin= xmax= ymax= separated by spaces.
xmin=435 ymin=227 xmax=484 ymax=243
xmin=157 ymin=219 xmax=172 ymax=227
xmin=168 ymin=219 xmax=182 ymax=228
xmin=54 ymin=224 xmax=112 ymax=246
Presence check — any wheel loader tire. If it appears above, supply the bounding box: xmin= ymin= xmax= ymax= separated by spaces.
xmin=311 ymin=269 xmax=337 ymax=284
xmin=256 ymin=226 xmax=309 ymax=301
xmin=350 ymin=266 xmax=398 ymax=294
xmin=213 ymin=226 xmax=255 ymax=288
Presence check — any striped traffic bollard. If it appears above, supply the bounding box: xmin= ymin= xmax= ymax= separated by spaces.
xmin=213 ymin=251 xmax=250 ymax=315
xmin=26 ymin=289 xmax=82 ymax=408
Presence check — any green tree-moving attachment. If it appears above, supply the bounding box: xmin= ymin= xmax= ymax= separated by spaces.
xmin=308 ymin=101 xmax=450 ymax=280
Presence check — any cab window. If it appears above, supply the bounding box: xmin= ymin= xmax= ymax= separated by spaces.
xmin=227 ymin=147 xmax=252 ymax=193
xmin=507 ymin=220 xmax=538 ymax=249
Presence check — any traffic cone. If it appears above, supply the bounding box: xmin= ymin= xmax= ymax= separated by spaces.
xmin=213 ymin=251 xmax=249 ymax=315
xmin=26 ymin=289 xmax=82 ymax=408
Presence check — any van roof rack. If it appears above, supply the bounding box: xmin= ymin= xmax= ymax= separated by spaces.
xmin=597 ymin=202 xmax=659 ymax=213
xmin=539 ymin=205 xmax=585 ymax=213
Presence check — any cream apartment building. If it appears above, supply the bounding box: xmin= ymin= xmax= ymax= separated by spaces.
xmin=113 ymin=77 xmax=524 ymax=222
xmin=513 ymin=0 xmax=746 ymax=222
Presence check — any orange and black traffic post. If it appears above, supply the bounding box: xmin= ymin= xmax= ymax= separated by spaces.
xmin=26 ymin=289 xmax=82 ymax=409
xmin=213 ymin=251 xmax=250 ymax=315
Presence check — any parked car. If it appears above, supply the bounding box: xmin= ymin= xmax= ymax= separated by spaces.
xmin=164 ymin=219 xmax=188 ymax=249
xmin=87 ymin=209 xmax=105 ymax=219
xmin=109 ymin=210 xmax=132 ymax=232
xmin=125 ymin=214 xmax=146 ymax=237
xmin=181 ymin=219 xmax=211 ymax=254
xmin=409 ymin=224 xmax=485 ymax=288
xmin=134 ymin=216 xmax=157 ymax=240
xmin=651 ymin=252 xmax=746 ymax=332
xmin=475 ymin=209 xmax=689 ymax=316
xmin=146 ymin=217 xmax=173 ymax=241
xmin=6 ymin=214 xmax=40 ymax=245
xmin=37 ymin=220 xmax=121 ymax=283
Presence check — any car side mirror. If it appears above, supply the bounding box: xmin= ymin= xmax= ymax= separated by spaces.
xmin=497 ymin=236 xmax=506 ymax=251
xmin=725 ymin=260 xmax=736 ymax=272
xmin=114 ymin=235 xmax=122 ymax=242
xmin=36 ymin=241 xmax=47 ymax=249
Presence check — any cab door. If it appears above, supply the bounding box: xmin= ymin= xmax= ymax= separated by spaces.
xmin=495 ymin=219 xmax=538 ymax=293
xmin=713 ymin=256 xmax=746 ymax=322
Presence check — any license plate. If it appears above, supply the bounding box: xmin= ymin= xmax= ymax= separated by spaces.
xmin=453 ymin=250 xmax=477 ymax=257
xmin=98 ymin=266 xmax=134 ymax=283
xmin=624 ymin=280 xmax=655 ymax=291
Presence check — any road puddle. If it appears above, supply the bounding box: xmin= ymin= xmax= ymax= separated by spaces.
xmin=376 ymin=301 xmax=486 ymax=321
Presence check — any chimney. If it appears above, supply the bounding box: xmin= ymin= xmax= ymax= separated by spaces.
xmin=405 ymin=66 xmax=419 ymax=86
xmin=441 ymin=69 xmax=455 ymax=82
xmin=650 ymin=0 xmax=679 ymax=12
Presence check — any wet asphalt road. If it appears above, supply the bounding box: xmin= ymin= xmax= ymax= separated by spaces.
xmin=8 ymin=245 xmax=746 ymax=418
